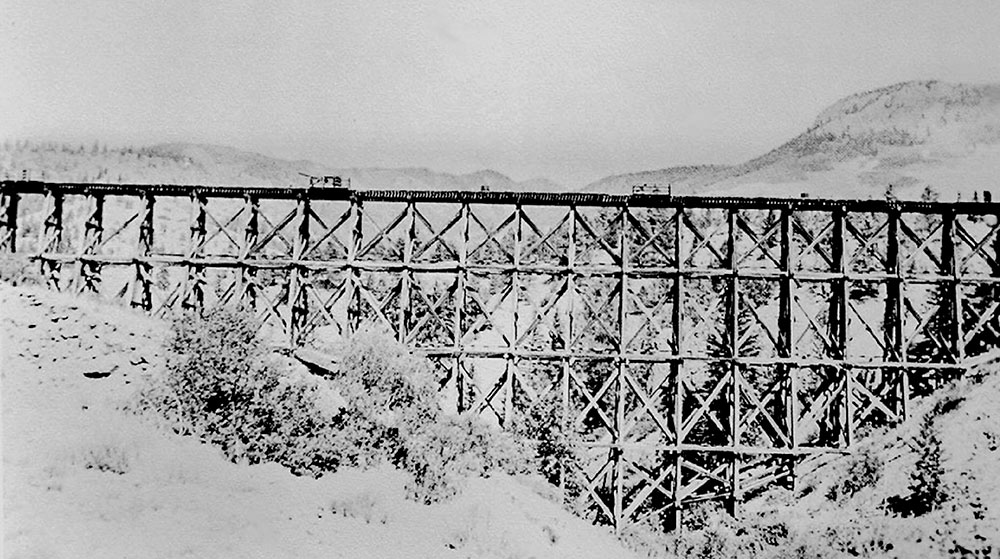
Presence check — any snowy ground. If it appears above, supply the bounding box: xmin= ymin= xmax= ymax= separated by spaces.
xmin=0 ymin=284 xmax=639 ymax=559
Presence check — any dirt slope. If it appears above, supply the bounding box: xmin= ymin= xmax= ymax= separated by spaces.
xmin=0 ymin=284 xmax=636 ymax=559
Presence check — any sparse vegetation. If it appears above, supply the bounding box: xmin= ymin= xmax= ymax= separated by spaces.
xmin=0 ymin=254 xmax=42 ymax=286
xmin=826 ymin=447 xmax=884 ymax=502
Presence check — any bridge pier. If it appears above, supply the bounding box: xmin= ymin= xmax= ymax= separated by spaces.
xmin=40 ymin=186 xmax=63 ymax=290
xmin=129 ymin=192 xmax=154 ymax=311
xmin=77 ymin=191 xmax=104 ymax=294
xmin=0 ymin=191 xmax=18 ymax=253
xmin=239 ymin=194 xmax=259 ymax=309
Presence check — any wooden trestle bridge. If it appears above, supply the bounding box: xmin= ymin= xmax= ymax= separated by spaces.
xmin=3 ymin=180 xmax=999 ymax=531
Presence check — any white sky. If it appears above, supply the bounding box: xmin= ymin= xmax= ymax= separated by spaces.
xmin=2 ymin=1 xmax=999 ymax=186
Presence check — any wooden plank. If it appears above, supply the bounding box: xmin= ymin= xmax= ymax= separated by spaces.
xmin=287 ymin=193 xmax=310 ymax=346
xmin=829 ymin=206 xmax=851 ymax=447
xmin=454 ymin=202 xmax=469 ymax=413
xmin=560 ymin=206 xmax=577 ymax=503
xmin=347 ymin=194 xmax=363 ymax=332
xmin=614 ymin=205 xmax=628 ymax=531
xmin=40 ymin=187 xmax=64 ymax=289
xmin=505 ymin=203 xmax=522 ymax=427
xmin=941 ymin=210 xmax=963 ymax=362
xmin=399 ymin=201 xmax=415 ymax=343
xmin=131 ymin=192 xmax=154 ymax=311
xmin=779 ymin=208 xmax=796 ymax=488
xmin=670 ymin=206 xmax=685 ymax=531
xmin=239 ymin=195 xmax=259 ymax=309
xmin=725 ymin=209 xmax=741 ymax=517
xmin=4 ymin=180 xmax=1000 ymax=214
xmin=183 ymin=192 xmax=207 ymax=311
xmin=884 ymin=208 xmax=907 ymax=420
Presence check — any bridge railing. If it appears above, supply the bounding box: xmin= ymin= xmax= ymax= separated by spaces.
xmin=3 ymin=179 xmax=999 ymax=531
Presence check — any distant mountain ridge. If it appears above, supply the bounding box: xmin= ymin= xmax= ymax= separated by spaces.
xmin=585 ymin=80 xmax=1000 ymax=200
xmin=4 ymin=80 xmax=998 ymax=200
xmin=0 ymin=141 xmax=565 ymax=193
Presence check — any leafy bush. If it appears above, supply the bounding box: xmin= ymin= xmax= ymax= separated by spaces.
xmin=131 ymin=306 xmax=343 ymax=475
xmin=903 ymin=418 xmax=948 ymax=515
xmin=398 ymin=413 xmax=526 ymax=503
xmin=886 ymin=398 xmax=955 ymax=517
xmin=508 ymin=389 xmax=588 ymax=502
xmin=826 ymin=447 xmax=883 ymax=502
xmin=326 ymin=329 xmax=529 ymax=503
xmin=132 ymin=311 xmax=527 ymax=501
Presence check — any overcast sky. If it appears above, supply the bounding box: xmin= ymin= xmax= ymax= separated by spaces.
xmin=2 ymin=1 xmax=999 ymax=186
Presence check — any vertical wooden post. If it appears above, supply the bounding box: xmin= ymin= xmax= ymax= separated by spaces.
xmin=884 ymin=207 xmax=907 ymax=419
xmin=0 ymin=191 xmax=18 ymax=253
xmin=183 ymin=192 xmax=207 ymax=312
xmin=613 ymin=204 xmax=629 ymax=532
xmin=399 ymin=201 xmax=415 ymax=343
xmin=131 ymin=192 xmax=154 ymax=311
xmin=454 ymin=202 xmax=470 ymax=413
xmin=561 ymin=205 xmax=576 ymax=503
xmin=669 ymin=206 xmax=685 ymax=532
xmin=40 ymin=186 xmax=64 ymax=290
xmin=347 ymin=193 xmax=364 ymax=332
xmin=941 ymin=209 xmax=962 ymax=364
xmin=778 ymin=207 xmax=796 ymax=487
xmin=287 ymin=192 xmax=310 ymax=347
xmin=830 ymin=205 xmax=851 ymax=447
xmin=78 ymin=192 xmax=104 ymax=294
xmin=505 ymin=203 xmax=522 ymax=428
xmin=240 ymin=195 xmax=259 ymax=310
xmin=725 ymin=209 xmax=741 ymax=517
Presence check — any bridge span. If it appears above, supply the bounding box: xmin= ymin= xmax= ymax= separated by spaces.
xmin=3 ymin=180 xmax=998 ymax=530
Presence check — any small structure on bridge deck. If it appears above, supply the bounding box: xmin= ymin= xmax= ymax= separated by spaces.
xmin=298 ymin=173 xmax=349 ymax=188
xmin=631 ymin=183 xmax=672 ymax=196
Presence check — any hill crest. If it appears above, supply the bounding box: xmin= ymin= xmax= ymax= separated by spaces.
xmin=585 ymin=80 xmax=1000 ymax=199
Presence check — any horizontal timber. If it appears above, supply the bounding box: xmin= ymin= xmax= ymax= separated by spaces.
xmin=3 ymin=180 xmax=1000 ymax=213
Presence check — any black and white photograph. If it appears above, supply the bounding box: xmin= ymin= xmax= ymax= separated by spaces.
xmin=2 ymin=2 xmax=999 ymax=557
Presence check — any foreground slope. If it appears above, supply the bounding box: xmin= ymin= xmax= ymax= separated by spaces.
xmin=625 ymin=354 xmax=1000 ymax=558
xmin=0 ymin=284 xmax=635 ymax=559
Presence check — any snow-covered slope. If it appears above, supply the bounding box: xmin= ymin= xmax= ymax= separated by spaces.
xmin=0 ymin=285 xmax=636 ymax=559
